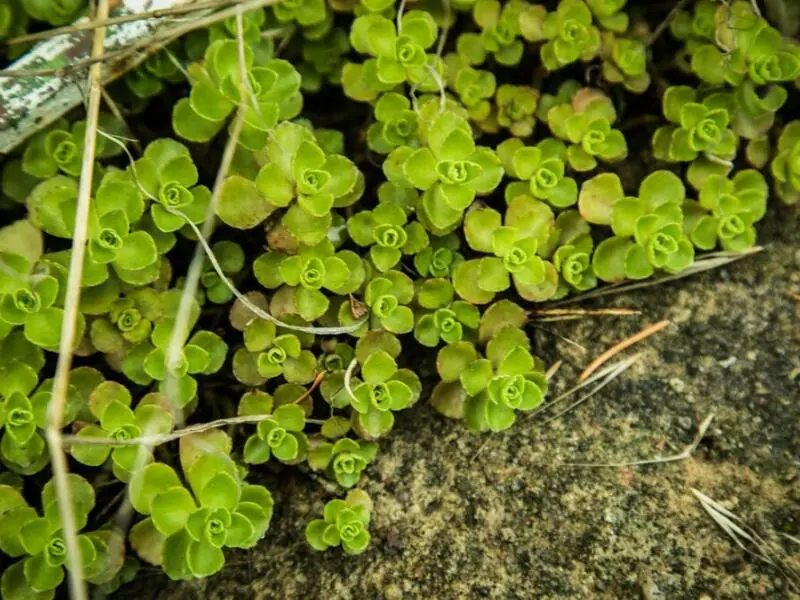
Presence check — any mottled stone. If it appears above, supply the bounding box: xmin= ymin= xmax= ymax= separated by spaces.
xmin=121 ymin=204 xmax=799 ymax=600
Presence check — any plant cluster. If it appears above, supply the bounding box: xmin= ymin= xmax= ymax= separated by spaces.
xmin=0 ymin=0 xmax=797 ymax=595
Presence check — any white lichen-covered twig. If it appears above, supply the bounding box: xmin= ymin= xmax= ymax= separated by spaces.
xmin=0 ymin=0 xmax=281 ymax=153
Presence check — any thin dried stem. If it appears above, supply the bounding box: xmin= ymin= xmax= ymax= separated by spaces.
xmin=299 ymin=371 xmax=326 ymax=402
xmin=472 ymin=356 xmax=634 ymax=460
xmin=344 ymin=358 xmax=359 ymax=403
xmin=100 ymin=87 xmax=142 ymax=154
xmin=562 ymin=414 xmax=715 ymax=467
xmin=4 ymin=0 xmax=244 ymax=46
xmin=235 ymin=6 xmax=262 ymax=118
xmin=531 ymin=323 xmax=587 ymax=351
xmin=579 ymin=319 xmax=671 ymax=382
xmin=44 ymin=1 xmax=109 ymax=599
xmin=178 ymin=215 xmax=368 ymax=335
xmin=63 ymin=372 xmax=325 ymax=448
xmin=65 ymin=413 xmax=289 ymax=447
xmin=551 ymin=247 xmax=764 ymax=306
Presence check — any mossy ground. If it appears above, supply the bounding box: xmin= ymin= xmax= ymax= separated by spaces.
xmin=118 ymin=199 xmax=799 ymax=599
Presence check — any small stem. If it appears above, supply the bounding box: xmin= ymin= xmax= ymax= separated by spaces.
xmin=64 ymin=415 xmax=281 ymax=446
xmin=647 ymin=0 xmax=693 ymax=46
xmin=343 ymin=358 xmax=359 ymax=403
xmin=100 ymin=87 xmax=142 ymax=154
xmin=164 ymin=103 xmax=245 ymax=421
xmin=63 ymin=373 xmax=326 ymax=447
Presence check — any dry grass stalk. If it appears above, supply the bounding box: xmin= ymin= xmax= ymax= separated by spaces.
xmin=692 ymin=488 xmax=800 ymax=591
xmin=552 ymin=247 xmax=764 ymax=307
xmin=562 ymin=414 xmax=715 ymax=467
xmin=44 ymin=1 xmax=110 ymax=599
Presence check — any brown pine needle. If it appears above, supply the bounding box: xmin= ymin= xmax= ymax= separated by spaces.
xmin=295 ymin=371 xmax=325 ymax=404
xmin=788 ymin=291 xmax=800 ymax=303
xmin=545 ymin=359 xmax=564 ymax=381
xmin=579 ymin=320 xmax=671 ymax=382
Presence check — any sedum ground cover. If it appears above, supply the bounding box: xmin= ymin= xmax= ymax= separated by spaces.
xmin=0 ymin=0 xmax=798 ymax=596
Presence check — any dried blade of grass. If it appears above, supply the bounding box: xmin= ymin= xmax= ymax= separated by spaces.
xmin=529 ymin=353 xmax=642 ymax=426
xmin=780 ymin=533 xmax=800 ymax=545
xmin=44 ymin=1 xmax=109 ymax=599
xmin=579 ymin=319 xmax=671 ymax=382
xmin=551 ymin=247 xmax=764 ymax=307
xmin=102 ymin=120 xmax=365 ymax=338
xmin=691 ymin=487 xmax=800 ymax=590
xmin=693 ymin=489 xmax=769 ymax=554
xmin=472 ymin=356 xmax=574 ymax=459
xmin=562 ymin=414 xmax=715 ymax=467
xmin=530 ymin=324 xmax=587 ymax=351
xmin=343 ymin=358 xmax=359 ymax=403
xmin=529 ymin=307 xmax=641 ymax=321
xmin=94 ymin=18 xmax=251 ymax=584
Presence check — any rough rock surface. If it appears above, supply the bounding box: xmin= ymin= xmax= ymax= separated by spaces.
xmin=122 ymin=203 xmax=800 ymax=600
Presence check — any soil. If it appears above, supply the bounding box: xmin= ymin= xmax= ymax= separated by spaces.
xmin=117 ymin=196 xmax=800 ymax=600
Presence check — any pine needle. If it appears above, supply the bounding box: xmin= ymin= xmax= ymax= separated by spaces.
xmin=579 ymin=319 xmax=671 ymax=382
